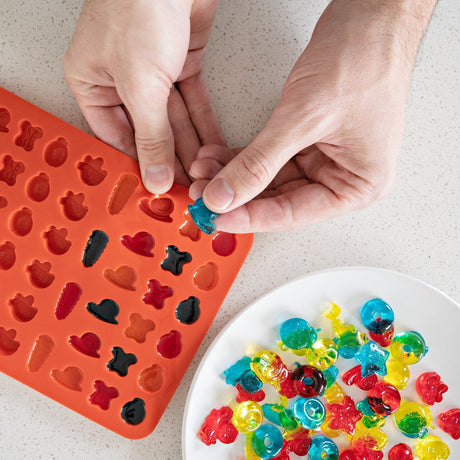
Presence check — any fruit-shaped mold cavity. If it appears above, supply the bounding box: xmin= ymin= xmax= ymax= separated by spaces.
xmin=0 ymin=196 xmax=7 ymax=208
xmin=77 ymin=155 xmax=107 ymax=186
xmin=9 ymin=293 xmax=38 ymax=322
xmin=27 ymin=260 xmax=55 ymax=288
xmin=27 ymin=172 xmax=50 ymax=202
xmin=15 ymin=120 xmax=43 ymax=151
xmin=0 ymin=241 xmax=16 ymax=270
xmin=0 ymin=107 xmax=11 ymax=133
xmin=10 ymin=207 xmax=33 ymax=236
xmin=157 ymin=330 xmax=182 ymax=359
xmin=193 ymin=262 xmax=219 ymax=291
xmin=0 ymin=327 xmax=20 ymax=355
xmin=212 ymin=232 xmax=237 ymax=256
xmin=44 ymin=137 xmax=68 ymax=167
xmin=139 ymin=364 xmax=164 ymax=393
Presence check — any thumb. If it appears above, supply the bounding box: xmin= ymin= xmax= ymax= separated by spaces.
xmin=123 ymin=82 xmax=175 ymax=195
xmin=202 ymin=105 xmax=314 ymax=213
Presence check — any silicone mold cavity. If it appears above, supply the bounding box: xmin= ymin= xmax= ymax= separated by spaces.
xmin=44 ymin=226 xmax=71 ymax=255
xmin=27 ymin=260 xmax=55 ymax=288
xmin=10 ymin=207 xmax=33 ymax=236
xmin=179 ymin=210 xmax=201 ymax=242
xmin=139 ymin=364 xmax=164 ymax=393
xmin=0 ymin=107 xmax=11 ymax=132
xmin=108 ymin=173 xmax=138 ymax=215
xmin=44 ymin=137 xmax=68 ymax=167
xmin=78 ymin=155 xmax=107 ymax=186
xmin=0 ymin=327 xmax=20 ymax=355
xmin=124 ymin=313 xmax=155 ymax=343
xmin=15 ymin=120 xmax=43 ymax=151
xmin=27 ymin=335 xmax=54 ymax=372
xmin=27 ymin=172 xmax=50 ymax=202
xmin=104 ymin=265 xmax=137 ymax=290
xmin=51 ymin=366 xmax=83 ymax=391
xmin=193 ymin=262 xmax=219 ymax=291
xmin=9 ymin=293 xmax=37 ymax=322
xmin=0 ymin=241 xmax=16 ymax=270
xmin=0 ymin=196 xmax=7 ymax=208
xmin=60 ymin=191 xmax=88 ymax=221
xmin=139 ymin=197 xmax=174 ymax=222
xmin=0 ymin=154 xmax=25 ymax=186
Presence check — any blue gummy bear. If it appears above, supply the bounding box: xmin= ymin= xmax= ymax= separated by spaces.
xmin=361 ymin=298 xmax=394 ymax=334
xmin=239 ymin=369 xmax=263 ymax=393
xmin=323 ymin=365 xmax=339 ymax=388
xmin=308 ymin=436 xmax=339 ymax=460
xmin=354 ymin=340 xmax=390 ymax=377
xmin=188 ymin=197 xmax=219 ymax=234
xmin=223 ymin=356 xmax=251 ymax=386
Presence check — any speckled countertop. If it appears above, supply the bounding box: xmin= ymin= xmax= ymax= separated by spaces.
xmin=0 ymin=1 xmax=458 ymax=459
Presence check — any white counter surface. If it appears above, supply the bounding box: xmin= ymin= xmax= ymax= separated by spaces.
xmin=0 ymin=1 xmax=458 ymax=459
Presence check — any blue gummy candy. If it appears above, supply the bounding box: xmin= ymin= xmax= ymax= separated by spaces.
xmin=251 ymin=424 xmax=283 ymax=459
xmin=262 ymin=404 xmax=283 ymax=427
xmin=279 ymin=317 xmax=318 ymax=350
xmin=293 ymin=397 xmax=326 ymax=429
xmin=239 ymin=369 xmax=263 ymax=393
xmin=223 ymin=356 xmax=251 ymax=386
xmin=354 ymin=340 xmax=390 ymax=377
xmin=308 ymin=436 xmax=339 ymax=460
xmin=188 ymin=197 xmax=219 ymax=234
xmin=323 ymin=365 xmax=339 ymax=388
xmin=361 ymin=298 xmax=394 ymax=334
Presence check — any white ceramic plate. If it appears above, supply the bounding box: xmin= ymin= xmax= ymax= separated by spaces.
xmin=182 ymin=267 xmax=460 ymax=459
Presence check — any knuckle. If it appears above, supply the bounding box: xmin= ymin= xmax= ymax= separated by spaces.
xmin=236 ymin=147 xmax=272 ymax=188
xmin=135 ymin=136 xmax=170 ymax=159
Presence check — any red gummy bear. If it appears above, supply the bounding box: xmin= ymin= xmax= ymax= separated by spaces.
xmin=198 ymin=406 xmax=238 ymax=446
xmin=327 ymin=396 xmax=363 ymax=435
xmin=438 ymin=408 xmax=460 ymax=440
xmin=415 ymin=372 xmax=448 ymax=405
xmin=342 ymin=365 xmax=377 ymax=391
xmin=235 ymin=383 xmax=265 ymax=403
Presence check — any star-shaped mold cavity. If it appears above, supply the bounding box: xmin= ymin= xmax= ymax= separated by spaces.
xmin=15 ymin=120 xmax=43 ymax=151
xmin=78 ymin=155 xmax=107 ymax=186
xmin=160 ymin=245 xmax=192 ymax=276
xmin=60 ymin=191 xmax=88 ymax=221
xmin=143 ymin=279 xmax=173 ymax=309
xmin=107 ymin=346 xmax=137 ymax=377
xmin=89 ymin=380 xmax=119 ymax=410
xmin=121 ymin=231 xmax=154 ymax=257
xmin=354 ymin=340 xmax=389 ymax=377
xmin=0 ymin=154 xmax=25 ymax=186
xmin=124 ymin=313 xmax=155 ymax=343
xmin=86 ymin=298 xmax=119 ymax=324
xmin=139 ymin=197 xmax=174 ymax=222
xmin=0 ymin=107 xmax=11 ymax=133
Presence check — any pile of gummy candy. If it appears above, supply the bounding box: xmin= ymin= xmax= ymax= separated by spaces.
xmin=198 ymin=299 xmax=460 ymax=459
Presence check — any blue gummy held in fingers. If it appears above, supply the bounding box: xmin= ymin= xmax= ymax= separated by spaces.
xmin=251 ymin=424 xmax=284 ymax=459
xmin=354 ymin=340 xmax=390 ymax=377
xmin=361 ymin=298 xmax=394 ymax=334
xmin=188 ymin=197 xmax=219 ymax=234
xmin=308 ymin=435 xmax=339 ymax=460
xmin=279 ymin=317 xmax=318 ymax=350
xmin=293 ymin=397 xmax=326 ymax=429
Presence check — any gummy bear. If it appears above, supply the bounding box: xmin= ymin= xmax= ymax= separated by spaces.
xmin=415 ymin=372 xmax=448 ymax=405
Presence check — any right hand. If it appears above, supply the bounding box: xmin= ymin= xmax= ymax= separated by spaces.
xmin=64 ymin=0 xmax=224 ymax=194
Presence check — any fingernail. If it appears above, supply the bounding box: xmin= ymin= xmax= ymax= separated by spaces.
xmin=203 ymin=178 xmax=235 ymax=211
xmin=144 ymin=165 xmax=172 ymax=194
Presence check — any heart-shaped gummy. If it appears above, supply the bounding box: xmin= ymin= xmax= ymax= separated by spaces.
xmin=104 ymin=265 xmax=137 ymax=290
xmin=51 ymin=366 xmax=83 ymax=391
xmin=121 ymin=231 xmax=154 ymax=257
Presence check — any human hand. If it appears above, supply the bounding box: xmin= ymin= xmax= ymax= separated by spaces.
xmin=189 ymin=0 xmax=437 ymax=232
xmin=64 ymin=0 xmax=224 ymax=194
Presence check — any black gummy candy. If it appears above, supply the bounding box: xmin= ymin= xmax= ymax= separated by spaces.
xmin=176 ymin=296 xmax=200 ymax=325
xmin=160 ymin=245 xmax=192 ymax=276
xmin=107 ymin=346 xmax=137 ymax=377
xmin=86 ymin=298 xmax=119 ymax=324
xmin=121 ymin=398 xmax=146 ymax=425
xmin=82 ymin=230 xmax=109 ymax=267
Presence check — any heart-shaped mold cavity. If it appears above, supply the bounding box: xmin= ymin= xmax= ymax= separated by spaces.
xmin=69 ymin=332 xmax=101 ymax=358
xmin=10 ymin=207 xmax=33 ymax=236
xmin=193 ymin=262 xmax=219 ymax=291
xmin=44 ymin=226 xmax=72 ymax=255
xmin=0 ymin=241 xmax=16 ymax=270
xmin=0 ymin=196 xmax=7 ymax=208
xmin=0 ymin=107 xmax=11 ymax=133
xmin=0 ymin=154 xmax=25 ymax=186
xmin=212 ymin=232 xmax=237 ymax=256
xmin=124 ymin=313 xmax=155 ymax=343
xmin=44 ymin=137 xmax=68 ymax=167
xmin=89 ymin=380 xmax=119 ymax=410
xmin=175 ymin=296 xmax=200 ymax=325
xmin=0 ymin=327 xmax=20 ymax=355
xmin=143 ymin=279 xmax=173 ymax=310
xmin=157 ymin=330 xmax=181 ymax=359
xmin=27 ymin=172 xmax=50 ymax=202
xmin=121 ymin=231 xmax=154 ymax=257
xmin=179 ymin=210 xmax=201 ymax=242
xmin=78 ymin=155 xmax=107 ymax=186
xmin=86 ymin=299 xmax=119 ymax=324
xmin=51 ymin=366 xmax=83 ymax=391
xmin=15 ymin=120 xmax=43 ymax=151
xmin=82 ymin=230 xmax=109 ymax=267
xmin=27 ymin=260 xmax=55 ymax=288
xmin=9 ymin=293 xmax=37 ymax=322
xmin=108 ymin=173 xmax=138 ymax=215
xmin=60 ymin=191 xmax=88 ymax=221
xmin=28 ymin=335 xmax=54 ymax=372
xmin=104 ymin=265 xmax=137 ymax=290
xmin=121 ymin=398 xmax=146 ymax=425
xmin=139 ymin=197 xmax=174 ymax=222
xmin=139 ymin=364 xmax=164 ymax=393
xmin=107 ymin=346 xmax=137 ymax=377
xmin=160 ymin=245 xmax=192 ymax=276
xmin=55 ymin=282 xmax=82 ymax=319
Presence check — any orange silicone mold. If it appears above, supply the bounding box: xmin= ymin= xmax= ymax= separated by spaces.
xmin=0 ymin=87 xmax=253 ymax=439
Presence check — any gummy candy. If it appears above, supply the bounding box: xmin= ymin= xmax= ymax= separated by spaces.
xmin=360 ymin=298 xmax=394 ymax=334
xmin=279 ymin=317 xmax=317 ymax=350
xmin=251 ymin=424 xmax=284 ymax=459
xmin=339 ymin=440 xmax=383 ymax=460
xmin=107 ymin=346 xmax=137 ymax=376
xmin=415 ymin=372 xmax=448 ymax=405
xmin=369 ymin=325 xmax=394 ymax=348
xmin=323 ymin=365 xmax=339 ymax=388
xmin=367 ymin=382 xmax=401 ymax=416
xmin=353 ymin=340 xmax=389 ymax=377
xmin=120 ymin=398 xmax=146 ymax=425
xmin=231 ymin=401 xmax=264 ymax=433
xmin=384 ymin=358 xmax=410 ymax=390
xmin=342 ymin=365 xmax=377 ymax=391
xmin=356 ymin=398 xmax=385 ymax=429
xmin=305 ymin=338 xmax=338 ymax=370
xmin=293 ymin=397 xmax=326 ymax=429
xmin=390 ymin=331 xmax=428 ymax=365
xmin=308 ymin=435 xmax=339 ymax=460
xmin=438 ymin=408 xmax=460 ymax=440
xmin=198 ymin=406 xmax=236 ymax=445
xmin=188 ymin=197 xmax=219 ymax=234
xmin=352 ymin=420 xmax=388 ymax=450
xmin=327 ymin=396 xmax=362 ymax=435
xmin=290 ymin=365 xmax=326 ymax=397
xmin=415 ymin=435 xmax=450 ymax=460
xmin=323 ymin=382 xmax=346 ymax=404
xmin=388 ymin=443 xmax=413 ymax=460
xmin=250 ymin=351 xmax=288 ymax=390
xmin=394 ymin=401 xmax=433 ymax=438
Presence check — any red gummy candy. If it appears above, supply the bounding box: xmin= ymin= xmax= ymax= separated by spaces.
xmin=369 ymin=325 xmax=394 ymax=347
xmin=121 ymin=231 xmax=155 ymax=257
xmin=286 ymin=430 xmax=312 ymax=456
xmin=69 ymin=332 xmax=101 ymax=358
xmin=368 ymin=382 xmax=401 ymax=415
xmin=415 ymin=372 xmax=448 ymax=405
xmin=279 ymin=371 xmax=297 ymax=398
xmin=388 ymin=443 xmax=413 ymax=460
xmin=438 ymin=408 xmax=460 ymax=440
xmin=198 ymin=406 xmax=234 ymax=446
xmin=235 ymin=383 xmax=265 ymax=403
xmin=342 ymin=365 xmax=377 ymax=391
xmin=89 ymin=380 xmax=119 ymax=410
xmin=143 ymin=279 xmax=173 ymax=309
xmin=327 ymin=396 xmax=363 ymax=435
xmin=340 ymin=440 xmax=383 ymax=460
xmin=55 ymin=282 xmax=82 ymax=319
xmin=216 ymin=421 xmax=238 ymax=444
xmin=157 ymin=330 xmax=181 ymax=359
